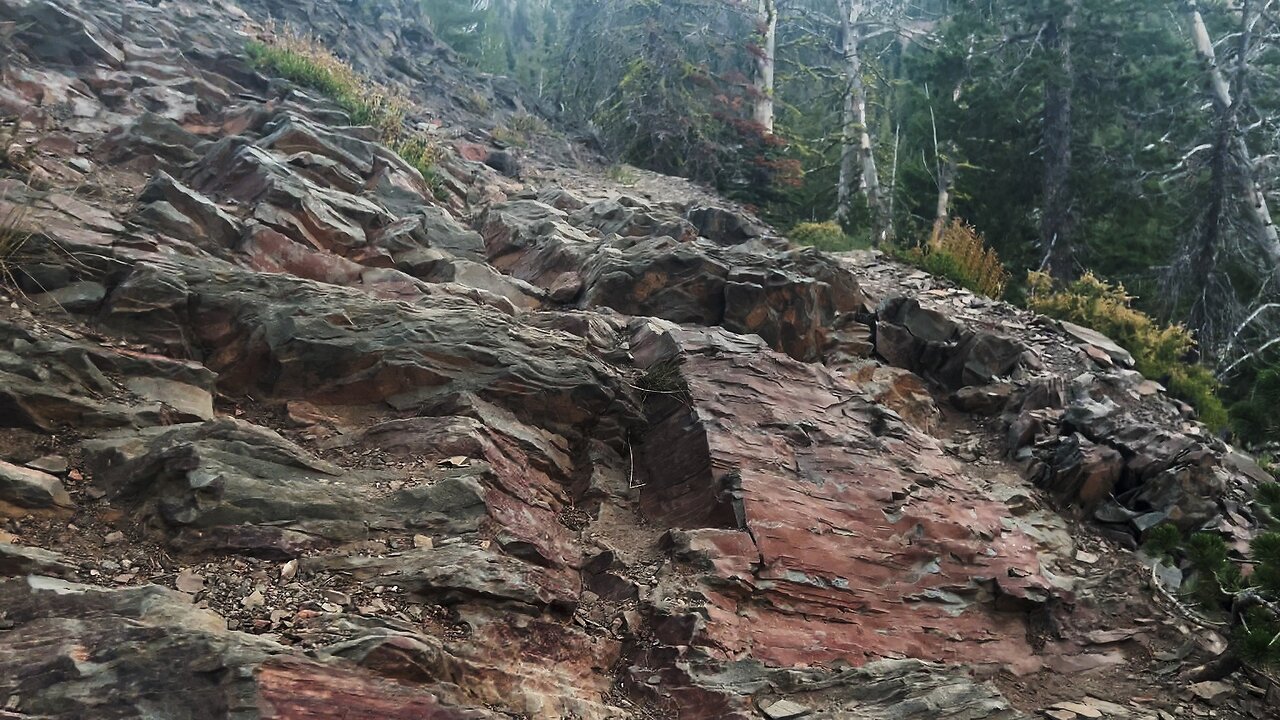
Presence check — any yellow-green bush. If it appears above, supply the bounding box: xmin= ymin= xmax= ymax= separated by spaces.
xmin=788 ymin=221 xmax=870 ymax=253
xmin=1027 ymin=271 xmax=1228 ymax=429
xmin=905 ymin=219 xmax=1009 ymax=298
xmin=606 ymin=164 xmax=641 ymax=186
xmin=246 ymin=32 xmax=443 ymax=192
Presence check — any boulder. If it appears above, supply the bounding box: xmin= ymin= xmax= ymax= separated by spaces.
xmin=135 ymin=170 xmax=242 ymax=253
xmin=30 ymin=280 xmax=106 ymax=313
xmin=686 ymin=205 xmax=765 ymax=246
xmin=876 ymin=296 xmax=1026 ymax=389
xmin=307 ymin=543 xmax=579 ymax=609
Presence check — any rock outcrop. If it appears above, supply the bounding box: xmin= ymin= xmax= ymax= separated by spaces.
xmin=0 ymin=1 xmax=1272 ymax=719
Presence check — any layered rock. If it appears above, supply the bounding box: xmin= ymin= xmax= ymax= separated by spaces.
xmin=0 ymin=0 xmax=1270 ymax=719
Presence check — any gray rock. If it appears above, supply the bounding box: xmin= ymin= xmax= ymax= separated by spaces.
xmin=25 ymin=455 xmax=68 ymax=475
xmin=307 ymin=542 xmax=578 ymax=609
xmin=761 ymin=699 xmax=811 ymax=719
xmin=0 ymin=460 xmax=71 ymax=511
xmin=687 ymin=205 xmax=765 ymax=246
xmin=135 ymin=171 xmax=242 ymax=253
xmin=0 ymin=542 xmax=75 ymax=577
xmin=31 ymin=281 xmax=105 ymax=312
xmin=1060 ymin=320 xmax=1135 ymax=368
xmin=122 ymin=376 xmax=215 ymax=421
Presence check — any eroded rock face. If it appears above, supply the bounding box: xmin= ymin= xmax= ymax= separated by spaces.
xmin=0 ymin=0 xmax=1270 ymax=718
xmin=481 ymin=199 xmax=868 ymax=362
xmin=629 ymin=322 xmax=1051 ymax=675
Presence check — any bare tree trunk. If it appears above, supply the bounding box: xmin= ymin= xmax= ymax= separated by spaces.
xmin=1184 ymin=0 xmax=1280 ymax=263
xmin=1180 ymin=0 xmax=1280 ymax=341
xmin=836 ymin=0 xmax=889 ymax=245
xmin=1040 ymin=0 xmax=1076 ymax=280
xmin=752 ymin=0 xmax=777 ymax=132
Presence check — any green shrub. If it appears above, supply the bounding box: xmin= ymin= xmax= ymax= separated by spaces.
xmin=1260 ymin=482 xmax=1280 ymax=513
xmin=788 ymin=221 xmax=870 ymax=253
xmin=506 ymin=112 xmax=546 ymax=137
xmin=1229 ymin=367 xmax=1280 ymax=444
xmin=1167 ymin=493 xmax=1280 ymax=668
xmin=1143 ymin=523 xmax=1182 ymax=558
xmin=1027 ymin=270 xmax=1228 ymax=430
xmin=904 ymin=219 xmax=1009 ymax=298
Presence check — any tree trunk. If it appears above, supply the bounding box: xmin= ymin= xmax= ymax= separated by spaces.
xmin=1040 ymin=0 xmax=1076 ymax=280
xmin=752 ymin=0 xmax=777 ymax=132
xmin=1184 ymin=0 xmax=1280 ymax=264
xmin=836 ymin=0 xmax=889 ymax=245
xmin=931 ymin=37 xmax=975 ymax=248
xmin=930 ymin=159 xmax=956 ymax=248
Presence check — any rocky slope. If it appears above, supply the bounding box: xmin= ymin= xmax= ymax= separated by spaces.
xmin=0 ymin=1 xmax=1275 ymax=719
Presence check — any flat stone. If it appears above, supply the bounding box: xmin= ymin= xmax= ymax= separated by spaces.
xmin=175 ymin=570 xmax=205 ymax=594
xmin=1083 ymin=628 xmax=1140 ymax=645
xmin=0 ymin=460 xmax=72 ymax=512
xmin=0 ymin=542 xmax=75 ymax=577
xmin=1053 ymin=701 xmax=1102 ymax=718
xmin=1188 ymin=681 xmax=1232 ymax=704
xmin=122 ymin=377 xmax=215 ymax=421
xmin=761 ymin=699 xmax=811 ymax=719
xmin=31 ymin=281 xmax=106 ymax=313
xmin=1060 ymin=321 xmax=1135 ymax=367
xmin=1083 ymin=696 xmax=1131 ymax=716
xmin=25 ymin=455 xmax=68 ymax=475
xmin=1044 ymin=711 xmax=1077 ymax=720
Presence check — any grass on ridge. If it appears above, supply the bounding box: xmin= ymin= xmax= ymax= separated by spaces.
xmin=246 ymin=32 xmax=446 ymax=197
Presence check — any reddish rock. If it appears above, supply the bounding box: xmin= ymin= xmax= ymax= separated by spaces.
xmin=632 ymin=324 xmax=1051 ymax=673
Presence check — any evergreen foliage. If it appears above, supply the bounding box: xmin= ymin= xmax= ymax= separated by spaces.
xmin=788 ymin=221 xmax=869 ymax=253
xmin=1228 ymin=367 xmax=1280 ymax=445
xmin=1143 ymin=524 xmax=1182 ymax=559
xmin=1158 ymin=524 xmax=1280 ymax=667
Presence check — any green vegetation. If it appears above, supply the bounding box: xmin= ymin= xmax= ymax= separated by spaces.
xmin=1027 ymin=271 xmax=1228 ymax=429
xmin=902 ymin=219 xmax=1009 ymax=298
xmin=606 ymin=164 xmax=641 ymax=187
xmin=788 ymin=221 xmax=870 ymax=253
xmin=492 ymin=112 xmax=547 ymax=147
xmin=246 ymin=33 xmax=443 ymax=193
xmin=1229 ymin=368 xmax=1280 ymax=446
xmin=1143 ymin=523 xmax=1182 ymax=559
xmin=634 ymin=358 xmax=689 ymax=403
xmin=1150 ymin=521 xmax=1280 ymax=667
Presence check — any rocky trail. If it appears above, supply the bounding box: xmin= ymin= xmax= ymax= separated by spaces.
xmin=0 ymin=1 xmax=1276 ymax=719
